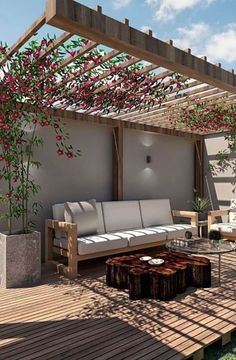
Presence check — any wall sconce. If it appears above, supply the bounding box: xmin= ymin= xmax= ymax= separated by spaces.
xmin=146 ymin=155 xmax=151 ymax=164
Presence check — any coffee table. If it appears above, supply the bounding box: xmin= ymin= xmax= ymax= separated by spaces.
xmin=106 ymin=252 xmax=211 ymax=300
xmin=166 ymin=238 xmax=236 ymax=286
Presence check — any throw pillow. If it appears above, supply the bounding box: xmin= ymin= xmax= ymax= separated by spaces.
xmin=64 ymin=199 xmax=98 ymax=236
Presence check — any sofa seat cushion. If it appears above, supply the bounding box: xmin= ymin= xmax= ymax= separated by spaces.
xmin=114 ymin=227 xmax=167 ymax=247
xmin=102 ymin=201 xmax=142 ymax=232
xmin=210 ymin=223 xmax=236 ymax=234
xmin=156 ymin=224 xmax=198 ymax=240
xmin=139 ymin=199 xmax=174 ymax=227
xmin=53 ymin=233 xmax=129 ymax=256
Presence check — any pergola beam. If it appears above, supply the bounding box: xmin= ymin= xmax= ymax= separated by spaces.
xmin=39 ymin=31 xmax=72 ymax=59
xmin=56 ymin=40 xmax=97 ymax=71
xmin=123 ymin=87 xmax=227 ymax=123
xmin=47 ymin=107 xmax=202 ymax=139
xmin=46 ymin=0 xmax=236 ymax=94
xmin=59 ymin=49 xmax=121 ymax=86
xmin=143 ymin=95 xmax=236 ymax=127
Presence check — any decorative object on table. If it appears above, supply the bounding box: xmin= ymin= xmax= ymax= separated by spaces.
xmin=192 ymin=196 xmax=211 ymax=221
xmin=209 ymin=229 xmax=221 ymax=241
xmin=148 ymin=258 xmax=164 ymax=266
xmin=139 ymin=256 xmax=152 ymax=262
xmin=185 ymin=230 xmax=192 ymax=239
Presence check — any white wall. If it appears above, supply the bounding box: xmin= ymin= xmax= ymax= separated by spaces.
xmin=204 ymin=134 xmax=236 ymax=209
xmin=33 ymin=119 xmax=113 ymax=235
xmin=123 ymin=130 xmax=195 ymax=210
xmin=0 ymin=119 xmax=196 ymax=259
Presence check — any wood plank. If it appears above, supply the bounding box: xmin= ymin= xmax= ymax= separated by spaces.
xmin=1 ymin=254 xmax=236 ymax=360
xmin=112 ymin=127 xmax=123 ymax=200
xmin=195 ymin=140 xmax=204 ymax=198
xmin=16 ymin=102 xmax=202 ymax=139
xmin=38 ymin=31 xmax=72 ymax=59
xmin=45 ymin=0 xmax=236 ymax=94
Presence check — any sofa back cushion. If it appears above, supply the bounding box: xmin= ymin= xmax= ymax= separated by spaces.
xmin=52 ymin=201 xmax=105 ymax=236
xmin=64 ymin=199 xmax=98 ymax=236
xmin=229 ymin=199 xmax=236 ymax=223
xmin=102 ymin=201 xmax=142 ymax=232
xmin=139 ymin=199 xmax=173 ymax=227
xmin=52 ymin=203 xmax=65 ymax=221
xmin=96 ymin=202 xmax=105 ymax=234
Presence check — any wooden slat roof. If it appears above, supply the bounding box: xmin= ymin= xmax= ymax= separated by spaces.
xmin=2 ymin=0 xmax=236 ymax=137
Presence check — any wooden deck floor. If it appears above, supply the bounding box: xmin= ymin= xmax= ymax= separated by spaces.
xmin=1 ymin=253 xmax=236 ymax=360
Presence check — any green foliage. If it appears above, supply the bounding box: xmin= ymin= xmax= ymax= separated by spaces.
xmin=192 ymin=197 xmax=211 ymax=213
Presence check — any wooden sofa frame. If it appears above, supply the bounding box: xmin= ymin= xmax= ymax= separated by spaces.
xmin=45 ymin=210 xmax=198 ymax=279
xmin=208 ymin=209 xmax=236 ymax=241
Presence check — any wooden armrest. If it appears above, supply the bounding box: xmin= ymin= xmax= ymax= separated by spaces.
xmin=45 ymin=219 xmax=77 ymax=233
xmin=208 ymin=209 xmax=230 ymax=231
xmin=45 ymin=220 xmax=77 ymax=262
xmin=172 ymin=210 xmax=198 ymax=226
xmin=208 ymin=209 xmax=230 ymax=218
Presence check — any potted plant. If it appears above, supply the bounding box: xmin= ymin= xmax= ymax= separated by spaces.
xmin=0 ymin=38 xmax=80 ymax=288
xmin=192 ymin=196 xmax=211 ymax=221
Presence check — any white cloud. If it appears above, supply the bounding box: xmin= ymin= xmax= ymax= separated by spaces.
xmin=145 ymin=0 xmax=215 ymax=22
xmin=173 ymin=23 xmax=236 ymax=65
xmin=206 ymin=26 xmax=236 ymax=63
xmin=173 ymin=23 xmax=210 ymax=53
xmin=112 ymin=0 xmax=131 ymax=9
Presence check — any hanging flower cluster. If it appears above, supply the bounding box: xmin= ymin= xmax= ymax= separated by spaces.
xmin=178 ymin=100 xmax=236 ymax=191
xmin=0 ymin=37 xmax=81 ymax=234
xmin=0 ymin=34 xmax=184 ymax=234
xmin=177 ymin=101 xmax=236 ymax=134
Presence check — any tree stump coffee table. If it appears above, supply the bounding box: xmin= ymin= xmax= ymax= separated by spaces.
xmin=106 ymin=252 xmax=211 ymax=301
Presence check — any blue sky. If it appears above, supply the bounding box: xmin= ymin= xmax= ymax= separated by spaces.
xmin=1 ymin=0 xmax=236 ymax=70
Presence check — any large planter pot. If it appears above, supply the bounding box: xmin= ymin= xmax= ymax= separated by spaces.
xmin=0 ymin=231 xmax=41 ymax=288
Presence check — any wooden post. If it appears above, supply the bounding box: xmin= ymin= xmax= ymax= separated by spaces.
xmin=194 ymin=139 xmax=204 ymax=198
xmin=113 ymin=127 xmax=123 ymax=200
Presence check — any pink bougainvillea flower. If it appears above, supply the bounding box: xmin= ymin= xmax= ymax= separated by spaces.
xmin=57 ymin=149 xmax=64 ymax=156
xmin=66 ymin=152 xmax=73 ymax=158
xmin=3 ymin=143 xmax=10 ymax=150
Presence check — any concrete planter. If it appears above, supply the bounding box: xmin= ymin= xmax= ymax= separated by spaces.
xmin=0 ymin=231 xmax=41 ymax=288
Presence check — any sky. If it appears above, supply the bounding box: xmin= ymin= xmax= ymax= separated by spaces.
xmin=0 ymin=0 xmax=236 ymax=70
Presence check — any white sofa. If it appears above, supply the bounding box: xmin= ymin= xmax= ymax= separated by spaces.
xmin=45 ymin=199 xmax=198 ymax=279
xmin=208 ymin=199 xmax=236 ymax=240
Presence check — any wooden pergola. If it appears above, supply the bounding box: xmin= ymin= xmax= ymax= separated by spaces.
xmin=4 ymin=0 xmax=236 ymax=200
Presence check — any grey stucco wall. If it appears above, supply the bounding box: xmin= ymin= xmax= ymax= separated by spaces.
xmin=204 ymin=134 xmax=236 ymax=210
xmin=0 ymin=119 xmax=196 ymax=259
xmin=123 ymin=130 xmax=195 ymax=210
xmin=32 ymin=119 xmax=113 ymax=241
